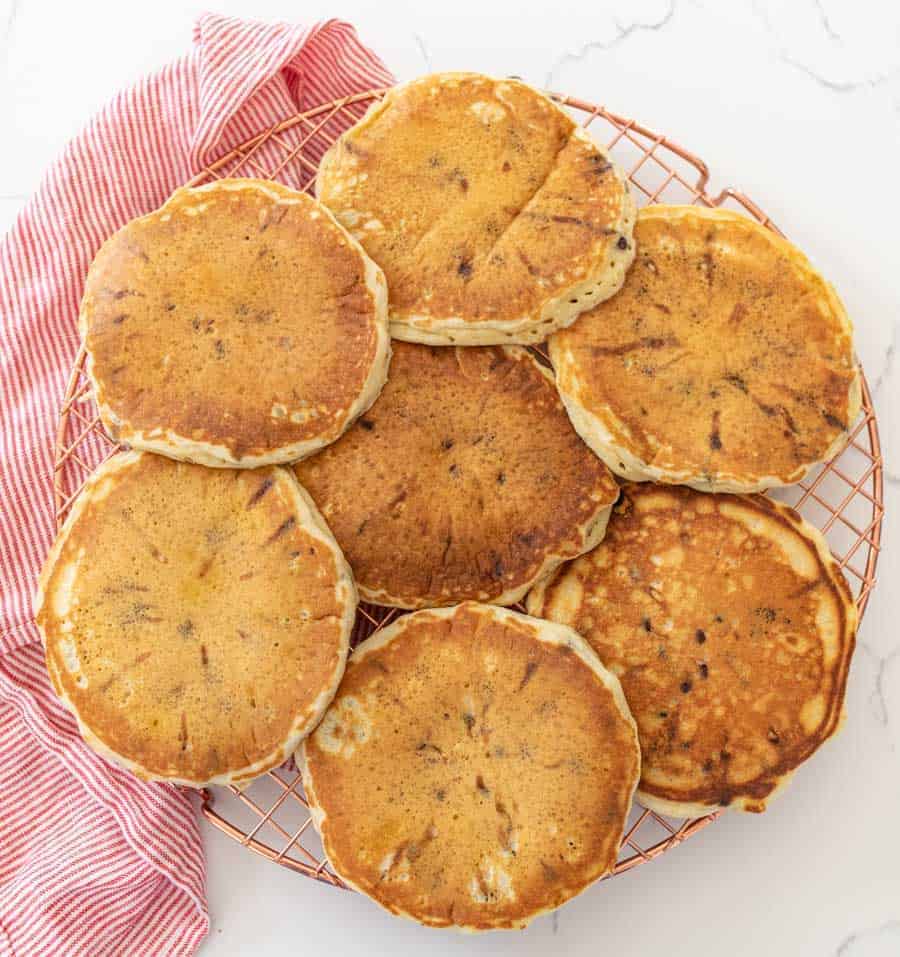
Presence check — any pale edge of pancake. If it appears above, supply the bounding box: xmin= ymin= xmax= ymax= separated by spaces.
xmin=354 ymin=348 xmax=619 ymax=610
xmin=526 ymin=493 xmax=859 ymax=818
xmin=316 ymin=74 xmax=637 ymax=346
xmin=81 ymin=178 xmax=392 ymax=469
xmin=298 ymin=601 xmax=641 ymax=931
xmin=549 ymin=205 xmax=863 ymax=492
xmin=35 ymin=450 xmax=358 ymax=788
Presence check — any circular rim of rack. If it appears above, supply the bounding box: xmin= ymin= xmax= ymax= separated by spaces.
xmin=52 ymin=85 xmax=885 ymax=892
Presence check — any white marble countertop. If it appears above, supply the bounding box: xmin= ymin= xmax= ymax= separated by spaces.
xmin=2 ymin=1 xmax=898 ymax=955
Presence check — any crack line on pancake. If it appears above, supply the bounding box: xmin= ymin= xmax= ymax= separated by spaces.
xmin=517 ymin=660 xmax=539 ymax=691
xmin=723 ymin=374 xmax=805 ymax=459
xmin=180 ymin=712 xmax=189 ymax=752
xmin=97 ymin=650 xmax=153 ymax=694
xmin=247 ymin=477 xmax=275 ymax=507
xmin=475 ymin=132 xmax=577 ymax=272
xmin=591 ymin=334 xmax=681 ymax=358
xmin=117 ymin=508 xmax=170 ymax=564
xmin=649 ymin=349 xmax=690 ymax=374
xmin=441 ymin=527 xmax=454 ymax=569
xmin=264 ymin=516 xmax=296 ymax=545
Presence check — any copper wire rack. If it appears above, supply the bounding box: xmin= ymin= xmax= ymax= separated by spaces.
xmin=52 ymin=87 xmax=885 ymax=893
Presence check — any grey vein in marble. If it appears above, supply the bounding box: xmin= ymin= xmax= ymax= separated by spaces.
xmin=857 ymin=641 xmax=899 ymax=736
xmin=2 ymin=0 xmax=20 ymax=65
xmin=413 ymin=32 xmax=432 ymax=73
xmin=751 ymin=0 xmax=900 ymax=93
xmin=835 ymin=919 xmax=900 ymax=955
xmin=543 ymin=0 xmax=676 ymax=88
xmin=779 ymin=56 xmax=899 ymax=93
xmin=813 ymin=0 xmax=841 ymax=42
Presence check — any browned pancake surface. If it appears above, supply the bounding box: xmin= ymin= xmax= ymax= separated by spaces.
xmin=37 ymin=452 xmax=354 ymax=785
xmin=528 ymin=484 xmax=856 ymax=814
xmin=301 ymin=603 xmax=639 ymax=929
xmin=318 ymin=74 xmax=632 ymax=337
xmin=295 ymin=342 xmax=619 ymax=607
xmin=82 ymin=179 xmax=386 ymax=464
xmin=550 ymin=206 xmax=859 ymax=488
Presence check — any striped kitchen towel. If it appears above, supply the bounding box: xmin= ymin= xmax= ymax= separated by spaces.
xmin=0 ymin=15 xmax=392 ymax=955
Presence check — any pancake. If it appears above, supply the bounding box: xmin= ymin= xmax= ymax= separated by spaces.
xmin=316 ymin=72 xmax=635 ymax=345
xmin=294 ymin=342 xmax=620 ymax=608
xmin=35 ymin=451 xmax=356 ymax=787
xmin=527 ymin=483 xmax=857 ymax=817
xmin=80 ymin=178 xmax=390 ymax=467
xmin=300 ymin=602 xmax=640 ymax=930
xmin=549 ymin=206 xmax=861 ymax=491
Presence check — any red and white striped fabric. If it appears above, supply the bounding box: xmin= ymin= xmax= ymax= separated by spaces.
xmin=0 ymin=15 xmax=392 ymax=955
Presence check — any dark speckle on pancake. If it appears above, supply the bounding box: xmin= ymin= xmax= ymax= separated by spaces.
xmin=528 ymin=483 xmax=857 ymax=816
xmin=295 ymin=342 xmax=619 ymax=608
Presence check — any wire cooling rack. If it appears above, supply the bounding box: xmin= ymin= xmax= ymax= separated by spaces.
xmin=53 ymin=88 xmax=884 ymax=892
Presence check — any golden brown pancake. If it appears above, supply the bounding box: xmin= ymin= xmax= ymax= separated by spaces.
xmin=550 ymin=206 xmax=860 ymax=491
xmin=81 ymin=178 xmax=390 ymax=467
xmin=295 ymin=342 xmax=620 ymax=608
xmin=35 ymin=451 xmax=356 ymax=787
xmin=300 ymin=602 xmax=640 ymax=930
xmin=528 ymin=484 xmax=857 ymax=817
xmin=317 ymin=72 xmax=635 ymax=345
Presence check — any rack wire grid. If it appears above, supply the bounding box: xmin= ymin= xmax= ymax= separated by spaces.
xmin=53 ymin=87 xmax=884 ymax=892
